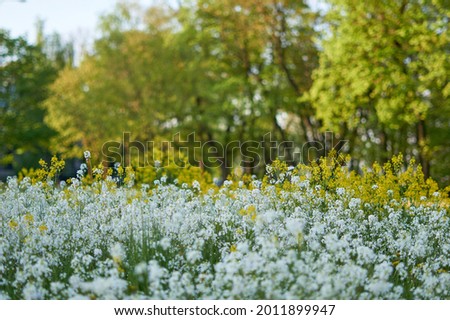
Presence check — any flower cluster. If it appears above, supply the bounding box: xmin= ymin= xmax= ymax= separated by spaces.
xmin=1 ymin=156 xmax=449 ymax=299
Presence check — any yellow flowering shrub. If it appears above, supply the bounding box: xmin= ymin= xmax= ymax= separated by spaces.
xmin=18 ymin=155 xmax=65 ymax=186
xmin=133 ymin=153 xmax=214 ymax=192
xmin=135 ymin=161 xmax=214 ymax=192
xmin=17 ymin=152 xmax=449 ymax=214
xmin=261 ymin=152 xmax=449 ymax=213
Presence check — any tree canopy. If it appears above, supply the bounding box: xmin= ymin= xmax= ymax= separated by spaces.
xmin=1 ymin=0 xmax=449 ymax=184
xmin=308 ymin=0 xmax=449 ymax=180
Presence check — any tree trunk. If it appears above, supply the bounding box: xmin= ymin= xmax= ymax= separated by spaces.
xmin=417 ymin=119 xmax=430 ymax=179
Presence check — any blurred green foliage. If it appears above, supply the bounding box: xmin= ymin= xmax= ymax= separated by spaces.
xmin=308 ymin=0 xmax=449 ymax=182
xmin=1 ymin=0 xmax=449 ymax=185
xmin=0 ymin=23 xmax=73 ymax=171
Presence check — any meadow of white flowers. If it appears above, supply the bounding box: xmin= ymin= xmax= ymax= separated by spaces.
xmin=1 ymin=171 xmax=449 ymax=299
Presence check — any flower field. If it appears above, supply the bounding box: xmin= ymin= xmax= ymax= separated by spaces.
xmin=1 ymin=156 xmax=449 ymax=299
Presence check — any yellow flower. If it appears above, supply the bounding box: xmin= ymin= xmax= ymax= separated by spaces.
xmin=239 ymin=205 xmax=257 ymax=221
xmin=112 ymin=256 xmax=122 ymax=264
xmin=297 ymin=233 xmax=304 ymax=247
xmin=230 ymin=244 xmax=237 ymax=253
xmin=24 ymin=213 xmax=34 ymax=224
xmin=8 ymin=220 xmax=18 ymax=229
xmin=38 ymin=225 xmax=48 ymax=233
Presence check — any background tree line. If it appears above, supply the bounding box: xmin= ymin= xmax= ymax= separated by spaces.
xmin=0 ymin=0 xmax=448 ymax=184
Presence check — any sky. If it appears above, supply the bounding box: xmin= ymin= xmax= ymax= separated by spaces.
xmin=0 ymin=0 xmax=324 ymax=44
xmin=0 ymin=0 xmax=156 ymax=42
xmin=0 ymin=0 xmax=107 ymax=40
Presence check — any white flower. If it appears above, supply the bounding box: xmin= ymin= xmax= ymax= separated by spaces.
xmin=223 ymin=180 xmax=233 ymax=188
xmin=286 ymin=218 xmax=304 ymax=236
xmin=83 ymin=151 xmax=91 ymax=159
xmin=134 ymin=262 xmax=147 ymax=275
xmin=1 ymin=160 xmax=449 ymax=300
xmin=252 ymin=189 xmax=260 ymax=196
xmin=110 ymin=243 xmax=125 ymax=262
xmin=192 ymin=180 xmax=201 ymax=190
xmin=356 ymin=246 xmax=375 ymax=264
xmin=94 ymin=248 xmax=102 ymax=257
xmin=186 ymin=250 xmax=202 ymax=263
xmin=366 ymin=280 xmax=393 ymax=296
xmin=23 ymin=283 xmax=45 ymax=299
xmin=252 ymin=180 xmax=262 ymax=189
xmin=299 ymin=179 xmax=310 ymax=188
xmin=159 ymin=237 xmax=171 ymax=250
xmin=349 ymin=198 xmax=361 ymax=209
xmin=80 ymin=276 xmax=127 ymax=299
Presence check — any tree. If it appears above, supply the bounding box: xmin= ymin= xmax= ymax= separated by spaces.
xmin=192 ymin=0 xmax=319 ymax=174
xmin=308 ymin=0 xmax=449 ymax=181
xmin=45 ymin=0 xmax=319 ymax=179
xmin=45 ymin=2 xmax=178 ymax=165
xmin=0 ymin=30 xmax=57 ymax=169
